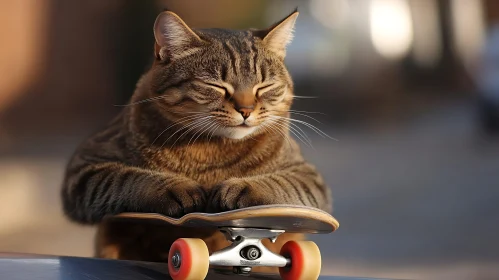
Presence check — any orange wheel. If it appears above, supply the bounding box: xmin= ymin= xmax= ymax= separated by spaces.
xmin=168 ymin=238 xmax=209 ymax=280
xmin=279 ymin=240 xmax=321 ymax=280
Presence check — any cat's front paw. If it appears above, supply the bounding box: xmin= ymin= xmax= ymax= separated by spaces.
xmin=207 ymin=179 xmax=275 ymax=212
xmin=160 ymin=184 xmax=207 ymax=217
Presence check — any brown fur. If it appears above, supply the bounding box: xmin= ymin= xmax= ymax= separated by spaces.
xmin=61 ymin=10 xmax=332 ymax=272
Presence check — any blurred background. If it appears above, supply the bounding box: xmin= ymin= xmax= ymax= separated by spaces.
xmin=1 ymin=0 xmax=499 ymax=279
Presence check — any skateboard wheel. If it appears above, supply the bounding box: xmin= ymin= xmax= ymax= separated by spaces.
xmin=278 ymin=241 xmax=321 ymax=280
xmin=168 ymin=238 xmax=209 ymax=280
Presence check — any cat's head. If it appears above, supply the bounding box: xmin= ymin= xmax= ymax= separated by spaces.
xmin=147 ymin=10 xmax=298 ymax=140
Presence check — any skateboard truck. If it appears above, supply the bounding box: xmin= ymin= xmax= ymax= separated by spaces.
xmin=209 ymin=227 xmax=289 ymax=275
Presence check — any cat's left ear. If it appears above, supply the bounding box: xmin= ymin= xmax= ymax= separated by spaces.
xmin=153 ymin=11 xmax=203 ymax=60
xmin=254 ymin=10 xmax=299 ymax=58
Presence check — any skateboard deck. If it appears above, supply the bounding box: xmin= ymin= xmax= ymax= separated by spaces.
xmin=110 ymin=204 xmax=339 ymax=234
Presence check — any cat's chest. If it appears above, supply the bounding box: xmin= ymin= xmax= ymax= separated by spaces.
xmin=143 ymin=138 xmax=284 ymax=186
xmin=146 ymin=149 xmax=274 ymax=186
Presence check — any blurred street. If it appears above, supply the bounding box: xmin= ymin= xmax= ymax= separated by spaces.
xmin=1 ymin=98 xmax=498 ymax=279
xmin=309 ymin=100 xmax=499 ymax=279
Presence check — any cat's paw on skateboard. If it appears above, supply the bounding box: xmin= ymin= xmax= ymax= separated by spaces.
xmin=207 ymin=179 xmax=278 ymax=212
xmin=156 ymin=184 xmax=208 ymax=217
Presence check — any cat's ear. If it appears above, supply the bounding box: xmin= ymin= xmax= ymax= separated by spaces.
xmin=153 ymin=11 xmax=203 ymax=60
xmin=255 ymin=10 xmax=299 ymax=58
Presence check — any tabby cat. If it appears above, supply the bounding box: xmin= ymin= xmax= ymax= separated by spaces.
xmin=61 ymin=9 xmax=332 ymax=268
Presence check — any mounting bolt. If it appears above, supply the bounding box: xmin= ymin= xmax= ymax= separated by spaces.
xmin=171 ymin=252 xmax=181 ymax=269
xmin=240 ymin=246 xmax=261 ymax=260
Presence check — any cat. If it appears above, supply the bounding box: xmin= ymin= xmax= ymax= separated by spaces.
xmin=61 ymin=9 xmax=332 ymax=270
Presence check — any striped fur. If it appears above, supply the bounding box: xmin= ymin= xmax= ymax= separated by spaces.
xmin=61 ymin=10 xmax=332 ymax=267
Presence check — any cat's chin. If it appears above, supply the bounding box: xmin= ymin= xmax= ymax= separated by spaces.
xmin=214 ymin=126 xmax=258 ymax=140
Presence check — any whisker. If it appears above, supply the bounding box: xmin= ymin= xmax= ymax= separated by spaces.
xmin=263 ymin=119 xmax=292 ymax=147
xmin=172 ymin=111 xmax=212 ymax=115
xmin=268 ymin=118 xmax=312 ymax=148
xmin=152 ymin=113 xmax=208 ymax=145
xmin=258 ymin=123 xmax=278 ymax=144
xmin=270 ymin=110 xmax=326 ymax=124
xmin=270 ymin=116 xmax=338 ymax=141
xmin=169 ymin=120 xmax=209 ymax=148
xmin=266 ymin=119 xmax=296 ymax=144
xmin=190 ymin=122 xmax=217 ymax=147
xmin=274 ymin=122 xmax=294 ymax=147
xmin=187 ymin=122 xmax=207 ymax=147
xmin=160 ymin=117 xmax=212 ymax=149
xmin=208 ymin=124 xmax=220 ymax=143
xmin=286 ymin=122 xmax=314 ymax=148
xmin=114 ymin=95 xmax=170 ymax=107
xmin=185 ymin=116 xmax=216 ymax=147
xmin=292 ymin=95 xmax=319 ymax=99
xmin=169 ymin=118 xmax=213 ymax=148
xmin=273 ymin=109 xmax=327 ymax=115
xmin=287 ymin=112 xmax=323 ymax=124
xmin=285 ymin=120 xmax=313 ymax=142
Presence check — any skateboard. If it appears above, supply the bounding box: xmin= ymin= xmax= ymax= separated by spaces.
xmin=110 ymin=204 xmax=339 ymax=280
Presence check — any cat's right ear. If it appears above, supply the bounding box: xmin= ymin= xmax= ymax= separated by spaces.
xmin=253 ymin=10 xmax=299 ymax=58
xmin=153 ymin=11 xmax=203 ymax=61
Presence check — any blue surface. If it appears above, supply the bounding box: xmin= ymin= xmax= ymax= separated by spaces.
xmin=0 ymin=254 xmax=384 ymax=280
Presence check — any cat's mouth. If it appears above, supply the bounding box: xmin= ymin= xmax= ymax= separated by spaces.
xmin=229 ymin=123 xmax=253 ymax=128
xmin=221 ymin=123 xmax=258 ymax=139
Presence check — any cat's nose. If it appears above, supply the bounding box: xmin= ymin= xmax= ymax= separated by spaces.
xmin=237 ymin=106 xmax=254 ymax=119
xmin=233 ymin=89 xmax=255 ymax=119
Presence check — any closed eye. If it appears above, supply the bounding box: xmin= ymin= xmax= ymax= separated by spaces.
xmin=203 ymin=82 xmax=234 ymax=99
xmin=202 ymin=82 xmax=230 ymax=98
xmin=255 ymin=83 xmax=276 ymax=96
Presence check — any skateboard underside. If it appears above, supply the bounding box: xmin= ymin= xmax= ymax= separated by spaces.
xmin=109 ymin=204 xmax=339 ymax=234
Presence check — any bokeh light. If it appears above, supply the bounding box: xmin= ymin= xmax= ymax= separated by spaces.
xmin=369 ymin=0 xmax=414 ymax=60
